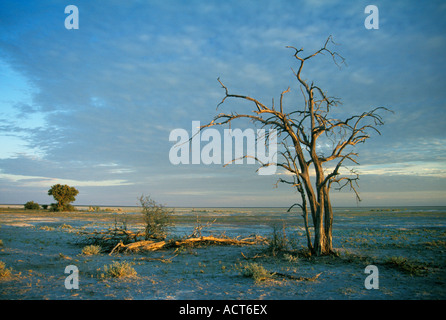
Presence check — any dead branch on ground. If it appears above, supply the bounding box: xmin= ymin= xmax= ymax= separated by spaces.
xmin=77 ymin=228 xmax=145 ymax=251
xmin=110 ymin=235 xmax=267 ymax=255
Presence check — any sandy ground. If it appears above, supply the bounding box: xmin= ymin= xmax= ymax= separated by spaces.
xmin=0 ymin=208 xmax=445 ymax=300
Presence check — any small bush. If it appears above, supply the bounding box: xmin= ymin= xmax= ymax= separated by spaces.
xmin=242 ymin=262 xmax=274 ymax=282
xmin=24 ymin=201 xmax=40 ymax=210
xmin=100 ymin=261 xmax=137 ymax=278
xmin=0 ymin=261 xmax=12 ymax=278
xmin=82 ymin=245 xmax=102 ymax=255
xmin=267 ymin=224 xmax=289 ymax=256
xmin=139 ymin=195 xmax=173 ymax=240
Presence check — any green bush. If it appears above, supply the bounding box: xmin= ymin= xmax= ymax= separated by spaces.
xmin=48 ymin=184 xmax=79 ymax=212
xmin=24 ymin=201 xmax=40 ymax=210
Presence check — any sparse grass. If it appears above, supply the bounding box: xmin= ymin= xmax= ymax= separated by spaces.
xmin=100 ymin=261 xmax=138 ymax=279
xmin=423 ymin=240 xmax=446 ymax=249
xmin=82 ymin=245 xmax=102 ymax=255
xmin=384 ymin=256 xmax=429 ymax=276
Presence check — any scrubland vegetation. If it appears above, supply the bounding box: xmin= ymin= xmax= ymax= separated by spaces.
xmin=0 ymin=205 xmax=445 ymax=299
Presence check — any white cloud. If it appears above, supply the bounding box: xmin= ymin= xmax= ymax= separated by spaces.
xmin=273 ymin=160 xmax=446 ymax=179
xmin=0 ymin=172 xmax=132 ymax=188
xmin=355 ymin=162 xmax=446 ymax=178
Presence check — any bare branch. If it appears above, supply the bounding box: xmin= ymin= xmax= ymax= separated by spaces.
xmin=217 ymin=78 xmax=268 ymax=112
xmin=202 ymin=37 xmax=390 ymax=255
xmin=280 ymin=87 xmax=290 ymax=114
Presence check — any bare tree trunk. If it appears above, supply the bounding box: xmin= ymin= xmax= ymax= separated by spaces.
xmin=313 ymin=207 xmax=326 ymax=256
xmin=323 ymin=189 xmax=334 ymax=254
xmin=298 ymin=183 xmax=313 ymax=253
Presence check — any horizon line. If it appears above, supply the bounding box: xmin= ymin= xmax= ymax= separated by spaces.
xmin=1 ymin=204 xmax=446 ymax=208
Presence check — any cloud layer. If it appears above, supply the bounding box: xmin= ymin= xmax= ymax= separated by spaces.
xmin=0 ymin=0 xmax=445 ymax=206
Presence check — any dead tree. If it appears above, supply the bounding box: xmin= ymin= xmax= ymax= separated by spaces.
xmin=203 ymin=36 xmax=390 ymax=256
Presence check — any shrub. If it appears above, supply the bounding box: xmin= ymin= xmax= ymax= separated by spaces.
xmin=100 ymin=261 xmax=137 ymax=278
xmin=139 ymin=195 xmax=173 ymax=240
xmin=242 ymin=262 xmax=274 ymax=282
xmin=0 ymin=261 xmax=12 ymax=278
xmin=24 ymin=201 xmax=40 ymax=210
xmin=267 ymin=224 xmax=289 ymax=256
xmin=82 ymin=245 xmax=102 ymax=255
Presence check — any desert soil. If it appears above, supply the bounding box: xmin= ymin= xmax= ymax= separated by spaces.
xmin=0 ymin=207 xmax=445 ymax=300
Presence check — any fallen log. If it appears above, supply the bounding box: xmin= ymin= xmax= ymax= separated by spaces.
xmin=173 ymin=236 xmax=255 ymax=246
xmin=110 ymin=235 xmax=262 ymax=254
xmin=110 ymin=240 xmax=165 ymax=254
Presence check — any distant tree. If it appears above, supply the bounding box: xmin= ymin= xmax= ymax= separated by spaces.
xmin=24 ymin=201 xmax=40 ymax=210
xmin=48 ymin=184 xmax=79 ymax=212
xmin=202 ymin=36 xmax=390 ymax=256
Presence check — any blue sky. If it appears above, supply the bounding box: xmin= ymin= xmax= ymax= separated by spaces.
xmin=0 ymin=0 xmax=445 ymax=207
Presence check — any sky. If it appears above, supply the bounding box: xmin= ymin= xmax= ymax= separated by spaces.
xmin=0 ymin=0 xmax=445 ymax=207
